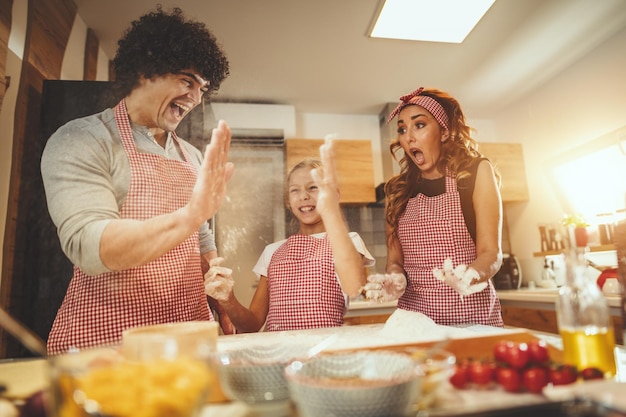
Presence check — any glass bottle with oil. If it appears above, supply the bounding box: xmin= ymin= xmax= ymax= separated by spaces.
xmin=555 ymin=242 xmax=616 ymax=377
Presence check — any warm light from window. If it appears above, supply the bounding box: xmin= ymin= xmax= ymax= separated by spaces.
xmin=370 ymin=0 xmax=496 ymax=43
xmin=553 ymin=143 xmax=626 ymax=223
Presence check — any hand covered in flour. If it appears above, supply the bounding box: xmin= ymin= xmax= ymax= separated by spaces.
xmin=204 ymin=257 xmax=234 ymax=301
xmin=361 ymin=273 xmax=407 ymax=302
xmin=432 ymin=259 xmax=487 ymax=297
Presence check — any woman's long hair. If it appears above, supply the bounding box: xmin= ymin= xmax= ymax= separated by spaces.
xmin=384 ymin=88 xmax=498 ymax=243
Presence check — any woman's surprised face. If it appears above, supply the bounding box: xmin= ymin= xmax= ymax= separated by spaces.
xmin=397 ymin=105 xmax=449 ymax=179
xmin=287 ymin=167 xmax=323 ymax=227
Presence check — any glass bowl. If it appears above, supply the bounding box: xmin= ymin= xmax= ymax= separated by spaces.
xmin=49 ymin=345 xmax=212 ymax=417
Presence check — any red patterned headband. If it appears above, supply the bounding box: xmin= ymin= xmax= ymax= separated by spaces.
xmin=386 ymin=87 xmax=449 ymax=129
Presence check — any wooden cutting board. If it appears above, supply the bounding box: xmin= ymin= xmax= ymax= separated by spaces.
xmin=331 ymin=330 xmax=563 ymax=363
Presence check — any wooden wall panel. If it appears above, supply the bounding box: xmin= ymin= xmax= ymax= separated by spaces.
xmin=27 ymin=0 xmax=76 ymax=79
xmin=0 ymin=0 xmax=12 ymax=110
xmin=0 ymin=0 xmax=77 ymax=359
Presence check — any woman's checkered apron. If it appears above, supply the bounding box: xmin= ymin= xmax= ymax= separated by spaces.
xmin=47 ymin=100 xmax=212 ymax=355
xmin=396 ymin=171 xmax=503 ymax=327
xmin=265 ymin=234 xmax=345 ymax=331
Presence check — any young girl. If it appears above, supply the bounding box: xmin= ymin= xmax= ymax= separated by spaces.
xmin=364 ymin=87 xmax=504 ymax=327
xmin=205 ymin=141 xmax=374 ymax=332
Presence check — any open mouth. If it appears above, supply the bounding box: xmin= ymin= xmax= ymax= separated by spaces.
xmin=411 ymin=149 xmax=425 ymax=165
xmin=171 ymin=102 xmax=190 ymax=119
xmin=299 ymin=206 xmax=315 ymax=213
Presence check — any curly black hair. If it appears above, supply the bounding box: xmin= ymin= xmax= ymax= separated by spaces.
xmin=112 ymin=5 xmax=229 ymax=98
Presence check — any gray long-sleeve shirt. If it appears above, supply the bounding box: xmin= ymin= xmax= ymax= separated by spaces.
xmin=41 ymin=107 xmax=216 ymax=276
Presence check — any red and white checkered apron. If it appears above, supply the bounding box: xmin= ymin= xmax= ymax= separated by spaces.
xmin=265 ymin=234 xmax=345 ymax=331
xmin=47 ymin=100 xmax=212 ymax=355
xmin=396 ymin=170 xmax=503 ymax=327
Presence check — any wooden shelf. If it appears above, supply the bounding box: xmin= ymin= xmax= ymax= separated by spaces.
xmin=533 ymin=244 xmax=616 ymax=257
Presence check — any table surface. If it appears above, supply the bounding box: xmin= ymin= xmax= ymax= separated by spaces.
xmin=1 ymin=321 xmax=625 ymax=417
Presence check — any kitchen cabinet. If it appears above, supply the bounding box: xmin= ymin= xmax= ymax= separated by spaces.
xmin=501 ymin=306 xmax=623 ymax=345
xmin=497 ymin=290 xmax=624 ymax=344
xmin=286 ymin=139 xmax=376 ymax=204
xmin=478 ymin=142 xmax=529 ymax=202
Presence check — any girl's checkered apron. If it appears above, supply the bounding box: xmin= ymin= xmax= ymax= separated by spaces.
xmin=265 ymin=234 xmax=345 ymax=331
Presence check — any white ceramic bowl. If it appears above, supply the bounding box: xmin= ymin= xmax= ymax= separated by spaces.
xmin=284 ymin=350 xmax=423 ymax=417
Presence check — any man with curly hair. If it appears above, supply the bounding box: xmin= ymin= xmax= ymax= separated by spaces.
xmin=41 ymin=6 xmax=234 ymax=355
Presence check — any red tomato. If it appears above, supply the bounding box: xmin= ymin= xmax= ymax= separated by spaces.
xmin=496 ymin=367 xmax=521 ymax=393
xmin=450 ymin=363 xmax=470 ymax=389
xmin=522 ymin=366 xmax=549 ymax=393
xmin=580 ymin=367 xmax=604 ymax=381
xmin=469 ymin=361 xmax=495 ymax=385
xmin=505 ymin=342 xmax=530 ymax=369
xmin=493 ymin=340 xmax=514 ymax=363
xmin=527 ymin=339 xmax=550 ymax=364
xmin=549 ymin=364 xmax=578 ymax=386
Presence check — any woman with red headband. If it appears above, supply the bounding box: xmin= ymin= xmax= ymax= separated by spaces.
xmin=364 ymin=87 xmax=504 ymax=327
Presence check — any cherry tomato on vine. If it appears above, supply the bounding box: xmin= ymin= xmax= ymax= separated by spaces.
xmin=493 ymin=340 xmax=514 ymax=363
xmin=450 ymin=363 xmax=470 ymax=389
xmin=522 ymin=366 xmax=549 ymax=393
xmin=549 ymin=364 xmax=578 ymax=386
xmin=469 ymin=361 xmax=495 ymax=385
xmin=496 ymin=367 xmax=521 ymax=393
xmin=527 ymin=339 xmax=549 ymax=364
xmin=580 ymin=367 xmax=604 ymax=381
xmin=505 ymin=342 xmax=530 ymax=369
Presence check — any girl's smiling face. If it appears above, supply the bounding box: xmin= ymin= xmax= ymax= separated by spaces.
xmin=397 ymin=105 xmax=449 ymax=179
xmin=287 ymin=167 xmax=323 ymax=230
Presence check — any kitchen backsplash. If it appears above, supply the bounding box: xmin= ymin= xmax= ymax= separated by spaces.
xmin=344 ymin=206 xmax=387 ymax=273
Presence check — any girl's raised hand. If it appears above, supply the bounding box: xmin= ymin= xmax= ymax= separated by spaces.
xmin=311 ymin=136 xmax=340 ymax=217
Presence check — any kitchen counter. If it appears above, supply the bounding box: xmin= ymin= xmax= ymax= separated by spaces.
xmin=345 ymin=299 xmax=397 ymax=316
xmin=497 ymin=288 xmax=622 ymax=314
xmin=1 ymin=323 xmax=625 ymax=417
xmin=345 ymin=289 xmax=622 ymax=318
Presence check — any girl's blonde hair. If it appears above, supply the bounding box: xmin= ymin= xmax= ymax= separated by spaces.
xmin=284 ymin=158 xmax=322 ymax=234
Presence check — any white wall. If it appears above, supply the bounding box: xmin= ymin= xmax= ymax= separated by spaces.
xmin=211 ymin=102 xmax=296 ymax=138
xmin=492 ymin=25 xmax=626 ymax=283
xmin=60 ymin=14 xmax=86 ymax=80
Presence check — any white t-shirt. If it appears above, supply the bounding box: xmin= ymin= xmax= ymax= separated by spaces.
xmin=252 ymin=231 xmax=375 ymax=280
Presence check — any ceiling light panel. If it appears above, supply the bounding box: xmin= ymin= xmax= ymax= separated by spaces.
xmin=370 ymin=0 xmax=496 ymax=43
